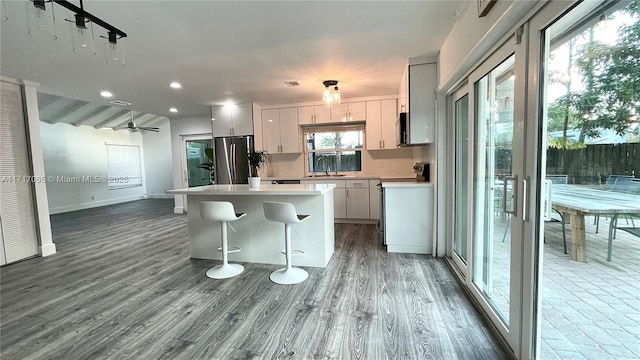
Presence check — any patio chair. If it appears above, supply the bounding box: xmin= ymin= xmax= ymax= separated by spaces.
xmin=544 ymin=177 xmax=568 ymax=253
xmin=611 ymin=178 xmax=640 ymax=243
xmin=595 ymin=175 xmax=636 ymax=233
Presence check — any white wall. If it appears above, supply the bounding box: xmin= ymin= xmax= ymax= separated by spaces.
xmin=142 ymin=121 xmax=173 ymax=198
xmin=169 ymin=116 xmax=212 ymax=213
xmin=41 ymin=122 xmax=146 ymax=214
xmin=439 ymin=1 xmax=540 ymax=92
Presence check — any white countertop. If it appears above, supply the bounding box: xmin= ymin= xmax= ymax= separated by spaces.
xmin=381 ymin=181 xmax=432 ymax=188
xmin=166 ymin=183 xmax=336 ymax=195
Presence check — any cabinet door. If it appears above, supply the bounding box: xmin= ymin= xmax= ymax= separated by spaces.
xmin=346 ymin=187 xmax=369 ymax=219
xmin=330 ymin=103 xmax=349 ymax=122
xmin=211 ymin=105 xmax=233 ymax=136
xmin=279 ymin=108 xmax=300 ymax=153
xmin=347 ymin=102 xmax=366 ymax=121
xmin=365 ymin=101 xmax=382 ymax=150
xmin=232 ymin=104 xmax=254 ymax=136
xmin=261 ymin=109 xmax=280 ymax=154
xmin=409 ymin=63 xmax=436 ymax=144
xmin=298 ymin=106 xmax=315 ymax=125
xmin=314 ymin=105 xmax=332 ymax=124
xmin=380 ymin=99 xmax=397 ymax=149
xmin=333 ymin=188 xmax=347 ymax=218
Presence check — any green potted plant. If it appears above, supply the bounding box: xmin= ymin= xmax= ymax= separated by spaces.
xmin=247 ymin=150 xmax=271 ymax=188
xmin=196 ymin=147 xmax=215 ymax=184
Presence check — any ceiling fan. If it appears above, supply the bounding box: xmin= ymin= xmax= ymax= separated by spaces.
xmin=126 ymin=110 xmax=159 ymax=132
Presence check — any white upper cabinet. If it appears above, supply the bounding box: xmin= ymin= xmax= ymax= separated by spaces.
xmin=298 ymin=105 xmax=331 ymax=124
xmin=331 ymin=101 xmax=366 ymax=122
xmin=408 ymin=62 xmax=437 ymax=144
xmin=366 ymin=99 xmax=397 ymax=150
xmin=261 ymin=108 xmax=300 ymax=154
xmin=278 ymin=108 xmax=299 ymax=153
xmin=211 ymin=103 xmax=254 ymax=136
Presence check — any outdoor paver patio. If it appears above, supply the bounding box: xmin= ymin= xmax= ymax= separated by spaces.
xmin=541 ymin=215 xmax=640 ymax=360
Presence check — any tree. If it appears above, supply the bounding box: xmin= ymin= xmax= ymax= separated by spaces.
xmin=548 ymin=2 xmax=640 ymax=147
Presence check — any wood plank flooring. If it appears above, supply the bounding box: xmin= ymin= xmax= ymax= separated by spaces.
xmin=1 ymin=199 xmax=508 ymax=359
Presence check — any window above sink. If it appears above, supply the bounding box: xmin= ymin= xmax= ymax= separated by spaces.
xmin=303 ymin=124 xmax=364 ymax=177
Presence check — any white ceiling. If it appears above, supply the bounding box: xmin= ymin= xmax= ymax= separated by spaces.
xmin=1 ymin=1 xmax=462 ymax=118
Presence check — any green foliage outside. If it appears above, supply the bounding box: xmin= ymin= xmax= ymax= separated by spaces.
xmin=548 ymin=2 xmax=640 ymax=148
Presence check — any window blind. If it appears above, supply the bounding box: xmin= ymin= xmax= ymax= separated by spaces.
xmin=105 ymin=144 xmax=142 ymax=188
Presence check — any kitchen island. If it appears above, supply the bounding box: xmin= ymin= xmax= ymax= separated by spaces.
xmin=166 ymin=184 xmax=335 ymax=267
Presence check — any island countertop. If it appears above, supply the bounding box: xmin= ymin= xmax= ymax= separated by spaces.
xmin=166 ymin=183 xmax=336 ymax=195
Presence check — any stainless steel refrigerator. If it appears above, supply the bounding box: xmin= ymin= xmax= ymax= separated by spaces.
xmin=214 ymin=136 xmax=254 ymax=184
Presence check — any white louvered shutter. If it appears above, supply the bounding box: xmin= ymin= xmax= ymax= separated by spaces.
xmin=0 ymin=81 xmax=38 ymax=263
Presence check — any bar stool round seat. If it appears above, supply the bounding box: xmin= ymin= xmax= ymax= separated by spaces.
xmin=263 ymin=201 xmax=310 ymax=285
xmin=199 ymin=201 xmax=246 ymax=279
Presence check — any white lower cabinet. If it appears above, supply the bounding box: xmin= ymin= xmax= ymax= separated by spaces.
xmin=301 ymin=179 xmax=346 ymax=218
xmin=382 ymin=184 xmax=433 ymax=254
xmin=345 ymin=180 xmax=369 ymax=219
xmin=301 ymin=179 xmax=378 ymax=220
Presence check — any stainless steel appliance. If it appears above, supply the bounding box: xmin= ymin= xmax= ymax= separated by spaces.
xmin=214 ymin=136 xmax=254 ymax=184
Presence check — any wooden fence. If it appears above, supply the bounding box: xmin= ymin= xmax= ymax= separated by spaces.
xmin=546 ymin=143 xmax=639 ymax=184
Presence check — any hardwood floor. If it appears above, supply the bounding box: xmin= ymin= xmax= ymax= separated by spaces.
xmin=1 ymin=199 xmax=508 ymax=359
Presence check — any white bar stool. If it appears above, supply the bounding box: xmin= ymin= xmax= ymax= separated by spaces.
xmin=199 ymin=201 xmax=246 ymax=279
xmin=263 ymin=201 xmax=310 ymax=285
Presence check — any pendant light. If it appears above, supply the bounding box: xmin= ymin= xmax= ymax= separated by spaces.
xmin=69 ymin=10 xmax=96 ymax=55
xmin=25 ymin=0 xmax=57 ymax=40
xmin=103 ymin=30 xmax=125 ymax=66
xmin=322 ymin=80 xmax=341 ymax=108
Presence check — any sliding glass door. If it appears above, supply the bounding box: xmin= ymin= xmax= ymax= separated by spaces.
xmin=465 ymin=31 xmax=528 ymax=353
xmin=452 ymin=86 xmax=470 ymax=273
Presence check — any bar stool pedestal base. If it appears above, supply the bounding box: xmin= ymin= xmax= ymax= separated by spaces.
xmin=270 ymin=267 xmax=308 ymax=284
xmin=206 ymin=263 xmax=244 ymax=279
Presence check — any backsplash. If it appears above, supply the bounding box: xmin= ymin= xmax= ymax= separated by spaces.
xmin=262 ymin=146 xmax=430 ymax=178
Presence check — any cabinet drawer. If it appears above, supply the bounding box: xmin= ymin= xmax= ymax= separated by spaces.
xmin=346 ymin=180 xmax=368 ymax=188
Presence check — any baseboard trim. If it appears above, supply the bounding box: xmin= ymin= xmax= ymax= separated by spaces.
xmin=39 ymin=243 xmax=57 ymax=257
xmin=146 ymin=194 xmax=173 ymax=199
xmin=49 ymin=195 xmax=144 ymax=214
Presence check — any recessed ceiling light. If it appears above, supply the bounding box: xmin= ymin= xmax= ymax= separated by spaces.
xmin=170 ymin=82 xmax=182 ymax=89
xmin=169 ymin=107 xmax=178 ymax=113
xmin=100 ymin=90 xmax=113 ymax=98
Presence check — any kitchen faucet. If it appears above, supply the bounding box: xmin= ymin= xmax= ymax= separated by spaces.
xmin=317 ymin=157 xmax=329 ymax=176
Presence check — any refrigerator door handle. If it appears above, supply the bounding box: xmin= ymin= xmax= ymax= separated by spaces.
xmin=231 ymin=143 xmax=236 ymax=183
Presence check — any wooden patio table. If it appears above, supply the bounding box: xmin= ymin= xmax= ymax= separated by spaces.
xmin=551 ymin=184 xmax=640 ymax=262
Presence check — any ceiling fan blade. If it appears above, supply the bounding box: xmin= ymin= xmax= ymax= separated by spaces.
xmin=138 ymin=127 xmax=160 ymax=132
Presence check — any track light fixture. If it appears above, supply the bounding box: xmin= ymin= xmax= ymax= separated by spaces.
xmin=26 ymin=0 xmax=127 ymax=65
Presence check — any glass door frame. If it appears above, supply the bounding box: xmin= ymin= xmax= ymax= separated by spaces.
xmin=450 ymin=84 xmax=471 ymax=277
xmin=179 ymin=133 xmax=213 ymax=212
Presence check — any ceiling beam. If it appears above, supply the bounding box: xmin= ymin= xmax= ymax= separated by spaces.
xmin=142 ymin=116 xmax=169 ymax=128
xmin=68 ymin=105 xmax=112 ymax=126
xmin=36 ymin=93 xmax=60 ymax=109
xmin=75 ymin=107 xmax=122 ymax=126
xmin=94 ymin=109 xmax=133 ymax=129
xmin=38 ymin=98 xmax=76 ymax=123
xmin=49 ymin=102 xmax=93 ymax=124
xmin=136 ymin=115 xmax=162 ymax=126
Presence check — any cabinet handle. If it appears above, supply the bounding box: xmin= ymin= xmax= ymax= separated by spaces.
xmin=313 ymin=114 xmax=316 ymax=123
xmin=346 ymin=189 xmax=349 ymax=198
xmin=383 ymin=140 xmax=385 ymax=148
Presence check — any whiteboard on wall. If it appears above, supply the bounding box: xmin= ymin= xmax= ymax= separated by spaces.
xmin=106 ymin=144 xmax=142 ymax=189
